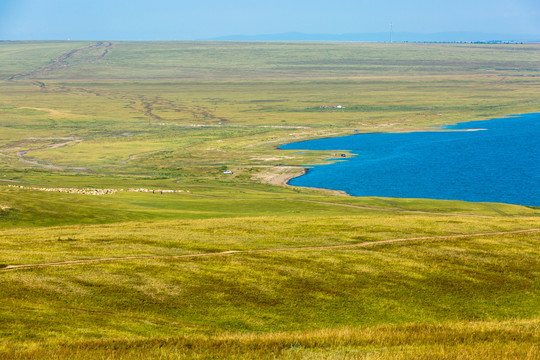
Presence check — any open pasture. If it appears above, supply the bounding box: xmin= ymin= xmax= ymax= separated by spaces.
xmin=0 ymin=41 xmax=539 ymax=358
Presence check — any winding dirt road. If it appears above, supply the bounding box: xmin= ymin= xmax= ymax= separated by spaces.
xmin=2 ymin=228 xmax=538 ymax=272
xmin=8 ymin=42 xmax=113 ymax=80
xmin=0 ymin=137 xmax=89 ymax=172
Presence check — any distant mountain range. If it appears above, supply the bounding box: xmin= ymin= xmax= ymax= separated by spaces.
xmin=206 ymin=32 xmax=540 ymax=43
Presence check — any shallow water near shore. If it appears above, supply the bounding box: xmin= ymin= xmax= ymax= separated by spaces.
xmin=281 ymin=113 xmax=540 ymax=206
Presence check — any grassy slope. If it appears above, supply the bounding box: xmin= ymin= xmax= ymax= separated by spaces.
xmin=1 ymin=219 xmax=539 ymax=359
xmin=0 ymin=41 xmax=539 ymax=358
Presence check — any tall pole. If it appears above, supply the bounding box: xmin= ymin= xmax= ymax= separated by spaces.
xmin=390 ymin=23 xmax=393 ymax=43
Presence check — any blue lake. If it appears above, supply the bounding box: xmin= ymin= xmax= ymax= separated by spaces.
xmin=280 ymin=113 xmax=540 ymax=206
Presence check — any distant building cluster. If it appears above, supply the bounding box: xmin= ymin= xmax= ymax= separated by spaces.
xmin=6 ymin=185 xmax=186 ymax=195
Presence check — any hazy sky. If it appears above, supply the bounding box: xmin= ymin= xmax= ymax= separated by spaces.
xmin=1 ymin=0 xmax=539 ymax=40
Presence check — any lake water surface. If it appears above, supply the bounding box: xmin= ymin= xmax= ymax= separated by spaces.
xmin=280 ymin=113 xmax=539 ymax=206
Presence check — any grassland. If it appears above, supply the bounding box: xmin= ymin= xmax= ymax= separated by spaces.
xmin=0 ymin=41 xmax=539 ymax=359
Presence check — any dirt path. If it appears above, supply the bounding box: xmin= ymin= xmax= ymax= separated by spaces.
xmin=0 ymin=137 xmax=89 ymax=171
xmin=8 ymin=42 xmax=112 ymax=80
xmin=2 ymin=228 xmax=537 ymax=272
xmin=291 ymin=199 xmax=496 ymax=217
xmin=121 ymin=150 xmax=163 ymax=164
xmin=16 ymin=157 xmax=88 ymax=172
xmin=0 ymin=138 xmax=89 ymax=172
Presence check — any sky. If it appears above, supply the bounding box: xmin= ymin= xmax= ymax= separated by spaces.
xmin=1 ymin=0 xmax=539 ymax=40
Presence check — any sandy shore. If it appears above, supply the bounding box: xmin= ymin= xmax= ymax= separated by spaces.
xmin=253 ymin=166 xmax=349 ymax=196
xmin=252 ymin=166 xmax=305 ymax=186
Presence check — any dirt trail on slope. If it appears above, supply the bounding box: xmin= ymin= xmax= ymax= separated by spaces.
xmin=291 ymin=199 xmax=496 ymax=217
xmin=2 ymin=228 xmax=538 ymax=272
xmin=8 ymin=42 xmax=113 ymax=80
xmin=0 ymin=137 xmax=89 ymax=172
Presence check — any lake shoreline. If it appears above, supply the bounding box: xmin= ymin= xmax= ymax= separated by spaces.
xmin=254 ymin=165 xmax=350 ymax=196
xmin=279 ymin=113 xmax=540 ymax=205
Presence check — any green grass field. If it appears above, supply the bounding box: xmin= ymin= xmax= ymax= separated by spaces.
xmin=0 ymin=41 xmax=539 ymax=359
